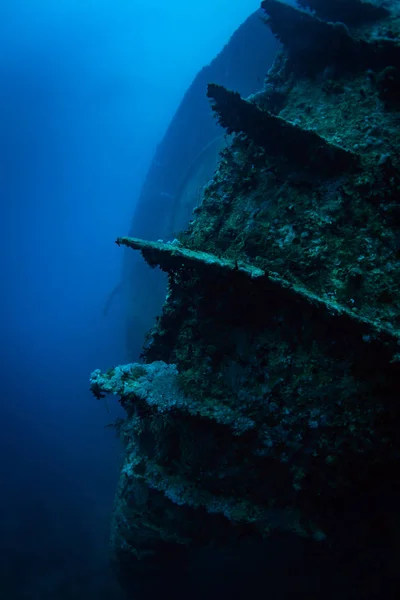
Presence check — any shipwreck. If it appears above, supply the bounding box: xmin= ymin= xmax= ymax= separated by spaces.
xmin=92 ymin=2 xmax=400 ymax=598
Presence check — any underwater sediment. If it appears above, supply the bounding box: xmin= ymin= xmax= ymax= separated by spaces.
xmin=91 ymin=1 xmax=400 ymax=597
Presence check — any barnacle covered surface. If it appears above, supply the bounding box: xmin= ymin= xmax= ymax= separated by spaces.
xmin=92 ymin=1 xmax=400 ymax=596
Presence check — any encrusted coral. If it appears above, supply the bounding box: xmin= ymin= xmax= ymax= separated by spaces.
xmin=91 ymin=0 xmax=400 ymax=594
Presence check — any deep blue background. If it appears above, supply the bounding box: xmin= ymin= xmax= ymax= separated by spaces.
xmin=0 ymin=1 xmax=259 ymax=597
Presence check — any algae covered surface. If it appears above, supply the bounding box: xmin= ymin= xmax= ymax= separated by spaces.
xmin=91 ymin=1 xmax=400 ymax=595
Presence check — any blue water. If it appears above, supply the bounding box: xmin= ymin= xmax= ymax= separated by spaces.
xmin=0 ymin=1 xmax=259 ymax=597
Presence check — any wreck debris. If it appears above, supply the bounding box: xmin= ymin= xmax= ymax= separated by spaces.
xmin=115 ymin=236 xmax=265 ymax=279
xmin=261 ymin=0 xmax=400 ymax=74
xmin=297 ymin=0 xmax=390 ymax=26
xmin=116 ymin=235 xmax=400 ymax=349
xmin=91 ymin=361 xmax=255 ymax=434
xmin=261 ymin=0 xmax=365 ymax=70
xmin=207 ymin=83 xmax=357 ymax=175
